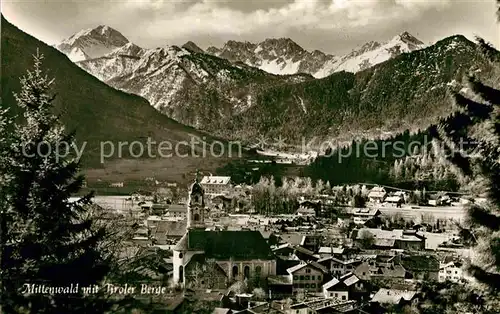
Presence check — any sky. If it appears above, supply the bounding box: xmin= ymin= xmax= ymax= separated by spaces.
xmin=2 ymin=0 xmax=499 ymax=55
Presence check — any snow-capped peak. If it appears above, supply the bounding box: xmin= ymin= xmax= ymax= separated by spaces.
xmin=386 ymin=31 xmax=425 ymax=52
xmin=313 ymin=31 xmax=426 ymax=77
xmin=57 ymin=25 xmax=129 ymax=61
xmin=206 ymin=32 xmax=425 ymax=78
xmin=398 ymin=31 xmax=424 ymax=45
xmin=100 ymin=25 xmax=110 ymax=35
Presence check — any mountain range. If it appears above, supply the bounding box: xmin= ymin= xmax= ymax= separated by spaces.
xmin=54 ymin=25 xmax=497 ymax=149
xmin=1 ymin=16 xmax=240 ymax=183
xmin=205 ymin=32 xmax=426 ymax=78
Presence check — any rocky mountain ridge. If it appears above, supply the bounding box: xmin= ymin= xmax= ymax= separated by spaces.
xmin=206 ymin=31 xmax=426 ymax=77
xmin=55 ymin=25 xmax=496 ymax=149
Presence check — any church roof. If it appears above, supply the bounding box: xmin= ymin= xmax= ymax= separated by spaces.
xmin=174 ymin=230 xmax=275 ymax=261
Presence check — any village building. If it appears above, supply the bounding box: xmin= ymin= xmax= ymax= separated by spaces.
xmin=210 ymin=195 xmax=233 ymax=211
xmin=146 ymin=219 xmax=186 ymax=245
xmin=200 ymin=176 xmax=232 ymax=197
xmin=286 ymin=261 xmax=328 ymax=293
xmin=438 ymin=261 xmax=465 ymax=283
xmin=272 ymin=243 xmax=318 ymax=262
xmin=354 ymin=259 xmax=407 ymax=284
xmin=370 ymin=288 xmax=418 ymax=308
xmin=301 ymin=234 xmax=322 ymax=253
xmin=296 ymin=206 xmax=316 ymax=217
xmin=400 ymin=255 xmax=439 ymax=281
xmin=109 ymin=181 xmax=124 ymax=188
xmin=367 ymin=187 xmax=387 ymax=203
xmin=428 ymin=194 xmax=452 ymax=206
xmin=348 ymin=208 xmax=381 ymax=225
xmin=317 ymin=256 xmax=361 ymax=277
xmin=393 ymin=191 xmax=407 ymax=200
xmin=322 ymin=272 xmax=368 ymax=301
xmin=165 ymin=204 xmax=187 ymax=220
xmin=172 ymin=177 xmax=277 ymax=289
xmin=131 ymin=226 xmax=151 ymax=247
xmin=384 ymin=195 xmax=404 ymax=208
xmin=317 ymin=246 xmax=345 ymax=259
xmin=286 ymin=298 xmax=357 ymax=314
xmin=353 ymin=228 xmax=426 ymax=251
xmin=296 ymin=200 xmax=320 ymax=217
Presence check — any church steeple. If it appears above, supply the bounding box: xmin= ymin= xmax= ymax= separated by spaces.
xmin=194 ymin=168 xmax=200 ymax=183
xmin=187 ymin=172 xmax=205 ymax=230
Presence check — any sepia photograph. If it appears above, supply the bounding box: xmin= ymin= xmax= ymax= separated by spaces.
xmin=1 ymin=0 xmax=499 ymax=313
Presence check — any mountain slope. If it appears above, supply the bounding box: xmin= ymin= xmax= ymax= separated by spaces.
xmin=1 ymin=16 xmax=237 ymax=183
xmin=314 ymin=32 xmax=426 ymax=77
xmin=57 ymin=25 xmax=497 ymax=151
xmin=76 ymin=40 xmax=309 ymax=129
xmin=56 ymin=25 xmax=129 ymax=61
xmin=226 ymin=35 xmax=497 ymax=146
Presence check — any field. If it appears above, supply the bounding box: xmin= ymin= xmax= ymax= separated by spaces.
xmin=376 ymin=204 xmax=467 ymax=222
xmin=84 ymin=155 xmax=236 ymax=186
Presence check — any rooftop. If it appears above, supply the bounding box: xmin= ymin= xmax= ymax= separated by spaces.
xmin=167 ymin=204 xmax=187 ymax=213
xmin=151 ymin=220 xmax=186 ymax=238
xmin=286 ymin=260 xmax=327 ymax=274
xmin=318 ymin=247 xmax=344 ymax=255
xmin=385 ymin=196 xmax=404 ymax=203
xmin=174 ymin=230 xmax=275 ymax=261
xmin=400 ymin=255 xmax=439 ymax=271
xmin=348 ymin=207 xmax=381 ymax=216
xmin=323 ymin=272 xmax=360 ymax=290
xmin=201 ymin=176 xmax=231 ymax=185
xmin=354 ymin=228 xmax=425 ymax=243
xmin=371 ymin=288 xmax=416 ymax=304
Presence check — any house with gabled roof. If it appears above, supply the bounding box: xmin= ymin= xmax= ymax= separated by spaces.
xmin=317 ymin=256 xmax=362 ymax=277
xmin=165 ymin=204 xmax=187 ymax=219
xmin=317 ymin=246 xmax=345 ymax=258
xmin=322 ymin=272 xmax=369 ymax=302
xmin=354 ymin=260 xmax=407 ymax=284
xmin=399 ymin=255 xmax=439 ymax=281
xmin=368 ymin=187 xmax=387 ymax=203
xmin=439 ymin=260 xmax=465 ymax=283
xmin=272 ymin=243 xmax=318 ymax=262
xmin=148 ymin=219 xmax=186 ymax=245
xmin=348 ymin=207 xmax=381 ymax=225
xmin=286 ymin=261 xmax=328 ymax=293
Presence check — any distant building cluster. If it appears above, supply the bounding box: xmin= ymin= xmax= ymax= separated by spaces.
xmin=116 ymin=178 xmax=474 ymax=313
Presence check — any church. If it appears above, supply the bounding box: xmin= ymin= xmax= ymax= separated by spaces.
xmin=172 ymin=176 xmax=277 ymax=289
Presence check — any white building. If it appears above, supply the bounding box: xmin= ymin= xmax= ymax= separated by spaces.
xmin=200 ymin=176 xmax=232 ymax=197
xmin=165 ymin=204 xmax=187 ymax=220
xmin=368 ymin=187 xmax=386 ymax=203
xmin=439 ymin=261 xmax=465 ymax=283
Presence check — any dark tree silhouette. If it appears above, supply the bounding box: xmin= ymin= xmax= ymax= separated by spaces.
xmin=433 ymin=15 xmax=500 ymax=291
xmin=0 ymin=52 xmax=113 ymax=313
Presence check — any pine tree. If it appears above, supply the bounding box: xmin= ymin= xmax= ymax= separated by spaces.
xmin=433 ymin=31 xmax=500 ymax=291
xmin=0 ymin=52 xmax=113 ymax=313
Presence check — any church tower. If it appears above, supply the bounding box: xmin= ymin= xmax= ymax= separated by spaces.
xmin=187 ymin=171 xmax=205 ymax=230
